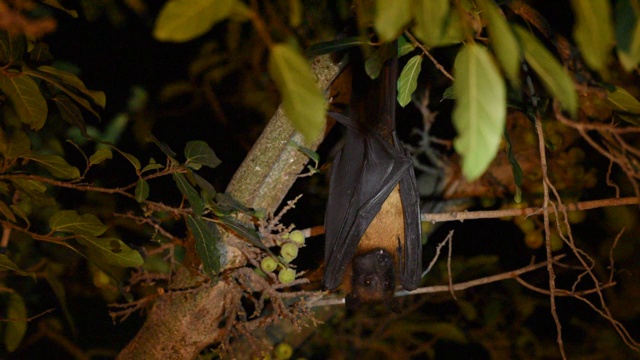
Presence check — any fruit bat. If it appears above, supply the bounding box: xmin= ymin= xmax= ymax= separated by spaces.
xmin=323 ymin=44 xmax=422 ymax=310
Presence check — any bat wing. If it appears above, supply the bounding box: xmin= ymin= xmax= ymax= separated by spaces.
xmin=324 ymin=113 xmax=415 ymax=290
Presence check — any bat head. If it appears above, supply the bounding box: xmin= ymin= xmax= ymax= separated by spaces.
xmin=345 ymin=248 xmax=399 ymax=311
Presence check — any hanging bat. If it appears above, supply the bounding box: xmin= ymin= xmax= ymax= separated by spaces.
xmin=323 ymin=44 xmax=422 ymax=310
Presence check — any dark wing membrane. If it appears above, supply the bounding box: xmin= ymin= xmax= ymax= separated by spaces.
xmin=323 ymin=113 xmax=411 ymax=290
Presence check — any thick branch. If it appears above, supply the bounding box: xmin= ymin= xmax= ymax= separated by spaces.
xmin=117 ymin=55 xmax=341 ymax=360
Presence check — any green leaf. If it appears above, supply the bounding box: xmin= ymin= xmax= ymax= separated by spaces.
xmin=397 ymin=55 xmax=423 ymax=107
xmin=10 ymin=178 xmax=46 ymax=193
xmin=108 ymin=146 xmax=141 ymax=171
xmin=365 ymin=43 xmax=396 ymax=79
xmin=615 ymin=0 xmax=640 ymax=71
xmin=606 ymin=86 xmax=640 ymax=113
xmin=184 ymin=140 xmax=221 ymax=169
xmin=49 ymin=210 xmax=108 ymax=236
xmin=4 ymin=292 xmax=27 ymax=352
xmin=141 ymin=160 xmax=164 ymax=173
xmin=186 ymin=215 xmax=222 ymax=277
xmin=289 ymin=141 xmax=320 ymax=164
xmin=305 ymin=37 xmax=368 ymax=58
xmin=571 ymin=0 xmax=614 ymax=74
xmin=89 ymin=148 xmax=113 ymax=164
xmin=11 ymin=203 xmax=31 ymax=226
xmin=3 ymin=129 xmax=31 ymax=159
xmin=173 ymin=172 xmax=204 ymax=216
xmin=268 ymin=43 xmax=327 ymax=141
xmin=0 ymin=73 xmax=47 ymax=130
xmin=478 ymin=0 xmax=521 ymax=86
xmin=0 ymin=31 xmax=25 ymax=64
xmin=23 ymin=66 xmax=105 ymax=120
xmin=53 ymin=95 xmax=87 ymax=137
xmin=514 ymin=26 xmax=577 ymax=117
xmin=452 ymin=44 xmax=506 ymax=181
xmin=0 ymin=254 xmax=35 ymax=279
xmin=0 ymin=200 xmax=16 ymax=222
xmin=614 ymin=113 xmax=640 ymax=126
xmin=77 ymin=236 xmax=144 ymax=267
xmin=441 ymin=85 xmax=456 ymax=101
xmin=413 ymin=0 xmax=451 ymax=47
xmin=397 ymin=35 xmax=415 ymax=57
xmin=135 ymin=178 xmax=149 ymax=203
xmin=24 ymin=154 xmax=80 ymax=179
xmin=31 ymin=65 xmax=106 ymax=107
xmin=193 ymin=173 xmax=216 ymax=198
xmin=218 ymin=215 xmax=267 ymax=250
xmin=374 ymin=0 xmax=412 ymax=42
xmin=154 ymin=0 xmax=237 ymax=42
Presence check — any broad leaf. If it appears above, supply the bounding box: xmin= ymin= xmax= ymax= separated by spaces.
xmin=184 ymin=140 xmax=221 ymax=169
xmin=108 ymin=146 xmax=141 ymax=171
xmin=49 ymin=210 xmax=108 ymax=236
xmin=173 ymin=172 xmax=204 ymax=216
xmin=4 ymin=292 xmax=27 ymax=352
xmin=218 ymin=215 xmax=263 ymax=249
xmin=33 ymin=66 xmax=106 ymax=107
xmin=514 ymin=26 xmax=577 ymax=117
xmin=452 ymin=44 xmax=506 ymax=181
xmin=571 ymin=0 xmax=614 ymax=74
xmin=616 ymin=0 xmax=640 ymax=71
xmin=141 ymin=160 xmax=164 ymax=173
xmin=422 ymin=322 xmax=467 ymax=343
xmin=268 ymin=43 xmax=326 ymax=141
xmin=413 ymin=0 xmax=451 ymax=47
xmin=53 ymin=95 xmax=87 ymax=137
xmin=10 ymin=178 xmax=46 ymax=193
xmin=0 ymin=31 xmax=25 ymax=64
xmin=0 ymin=73 xmax=47 ymax=130
xmin=135 ymin=178 xmax=149 ymax=203
xmin=374 ymin=0 xmax=412 ymax=42
xmin=398 ymin=35 xmax=415 ymax=57
xmin=397 ymin=55 xmax=423 ymax=107
xmin=186 ymin=215 xmax=222 ymax=277
xmin=478 ymin=0 xmax=521 ymax=86
xmin=77 ymin=236 xmax=144 ymax=267
xmin=0 ymin=254 xmax=35 ymax=279
xmin=3 ymin=130 xmax=31 ymax=159
xmin=365 ymin=43 xmax=396 ymax=79
xmin=606 ymin=86 xmax=640 ymax=113
xmin=154 ymin=0 xmax=237 ymax=42
xmin=89 ymin=148 xmax=113 ymax=164
xmin=24 ymin=154 xmax=80 ymax=179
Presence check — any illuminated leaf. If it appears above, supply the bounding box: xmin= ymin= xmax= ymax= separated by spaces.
xmin=514 ymin=26 xmax=577 ymax=117
xmin=413 ymin=0 xmax=451 ymax=47
xmin=606 ymin=86 xmax=640 ymax=113
xmin=452 ymin=44 xmax=506 ymax=181
xmin=32 ymin=66 xmax=106 ymax=107
xmin=268 ymin=43 xmax=326 ymax=141
xmin=89 ymin=148 xmax=113 ymax=164
xmin=0 ymin=254 xmax=35 ymax=279
xmin=77 ymin=236 xmax=144 ymax=267
xmin=184 ymin=140 xmax=221 ymax=169
xmin=24 ymin=154 xmax=80 ymax=179
xmin=49 ymin=210 xmax=108 ymax=236
xmin=478 ymin=0 xmax=521 ymax=86
xmin=154 ymin=0 xmax=237 ymax=42
xmin=397 ymin=55 xmax=423 ymax=107
xmin=186 ymin=215 xmax=222 ymax=277
xmin=53 ymin=95 xmax=87 ymax=137
xmin=4 ymin=292 xmax=27 ymax=352
xmin=135 ymin=178 xmax=149 ymax=203
xmin=616 ymin=0 xmax=640 ymax=71
xmin=0 ymin=73 xmax=47 ymax=130
xmin=571 ymin=0 xmax=614 ymax=73
xmin=3 ymin=130 xmax=30 ymax=159
xmin=305 ymin=37 xmax=367 ymax=58
xmin=374 ymin=0 xmax=412 ymax=42
xmin=173 ymin=172 xmax=203 ymax=216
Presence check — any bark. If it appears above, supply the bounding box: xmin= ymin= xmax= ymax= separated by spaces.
xmin=117 ymin=55 xmax=341 ymax=359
